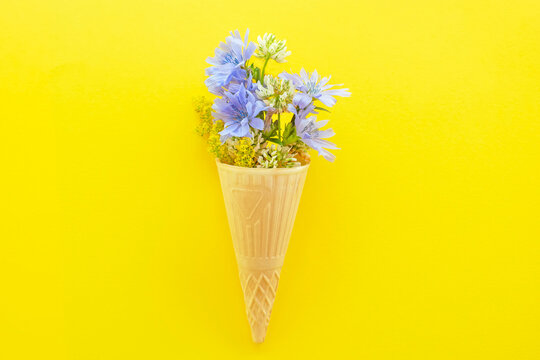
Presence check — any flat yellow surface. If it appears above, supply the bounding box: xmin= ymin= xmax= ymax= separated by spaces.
xmin=1 ymin=1 xmax=539 ymax=359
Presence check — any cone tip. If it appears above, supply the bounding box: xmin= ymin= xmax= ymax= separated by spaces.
xmin=251 ymin=333 xmax=265 ymax=343
xmin=250 ymin=324 xmax=267 ymax=343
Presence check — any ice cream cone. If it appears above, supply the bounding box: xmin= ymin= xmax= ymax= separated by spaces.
xmin=216 ymin=160 xmax=309 ymax=343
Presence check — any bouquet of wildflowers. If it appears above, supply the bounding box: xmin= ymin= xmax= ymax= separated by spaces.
xmin=195 ymin=30 xmax=350 ymax=168
xmin=194 ymin=30 xmax=350 ymax=343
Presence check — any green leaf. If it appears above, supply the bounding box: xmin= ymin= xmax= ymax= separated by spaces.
xmin=266 ymin=137 xmax=282 ymax=145
xmin=281 ymin=121 xmax=300 ymax=146
xmin=247 ymin=64 xmax=261 ymax=81
xmin=314 ymin=106 xmax=331 ymax=113
xmin=262 ymin=126 xmax=277 ymax=140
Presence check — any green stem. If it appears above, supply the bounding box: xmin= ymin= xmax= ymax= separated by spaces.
xmin=260 ymin=55 xmax=270 ymax=81
xmin=277 ymin=112 xmax=281 ymax=141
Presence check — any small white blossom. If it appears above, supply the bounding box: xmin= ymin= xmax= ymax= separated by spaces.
xmin=256 ymin=75 xmax=296 ymax=113
xmin=257 ymin=144 xmax=301 ymax=168
xmin=255 ymin=33 xmax=291 ymax=63
xmin=257 ymin=147 xmax=279 ymax=168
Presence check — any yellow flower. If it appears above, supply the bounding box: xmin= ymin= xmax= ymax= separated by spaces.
xmin=208 ymin=120 xmax=233 ymax=164
xmin=234 ymin=138 xmax=255 ymax=168
xmin=193 ymin=97 xmax=213 ymax=137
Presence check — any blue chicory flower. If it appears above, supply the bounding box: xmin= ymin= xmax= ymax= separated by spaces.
xmin=287 ymin=100 xmax=317 ymax=121
xmin=227 ymin=73 xmax=259 ymax=94
xmin=280 ymin=68 xmax=351 ymax=108
xmin=212 ymin=84 xmax=268 ymax=141
xmin=205 ymin=30 xmax=257 ymax=95
xmin=296 ymin=115 xmax=339 ymax=162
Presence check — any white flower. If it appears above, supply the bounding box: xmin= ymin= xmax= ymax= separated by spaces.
xmin=256 ymin=75 xmax=296 ymax=113
xmin=255 ymin=33 xmax=291 ymax=63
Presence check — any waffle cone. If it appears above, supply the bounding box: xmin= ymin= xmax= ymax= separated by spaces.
xmin=216 ymin=161 xmax=309 ymax=343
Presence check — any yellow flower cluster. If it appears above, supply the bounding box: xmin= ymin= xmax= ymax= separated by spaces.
xmin=234 ymin=138 xmax=255 ymax=167
xmin=208 ymin=120 xmax=233 ymax=164
xmin=193 ymin=97 xmax=213 ymax=137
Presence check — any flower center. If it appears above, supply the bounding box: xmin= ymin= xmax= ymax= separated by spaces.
xmin=234 ymin=109 xmax=248 ymax=122
xmin=305 ymin=80 xmax=321 ymax=95
xmin=223 ymin=53 xmax=240 ymax=65
xmin=304 ymin=121 xmax=317 ymax=137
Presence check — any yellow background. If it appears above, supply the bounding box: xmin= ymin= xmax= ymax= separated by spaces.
xmin=1 ymin=0 xmax=539 ymax=359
